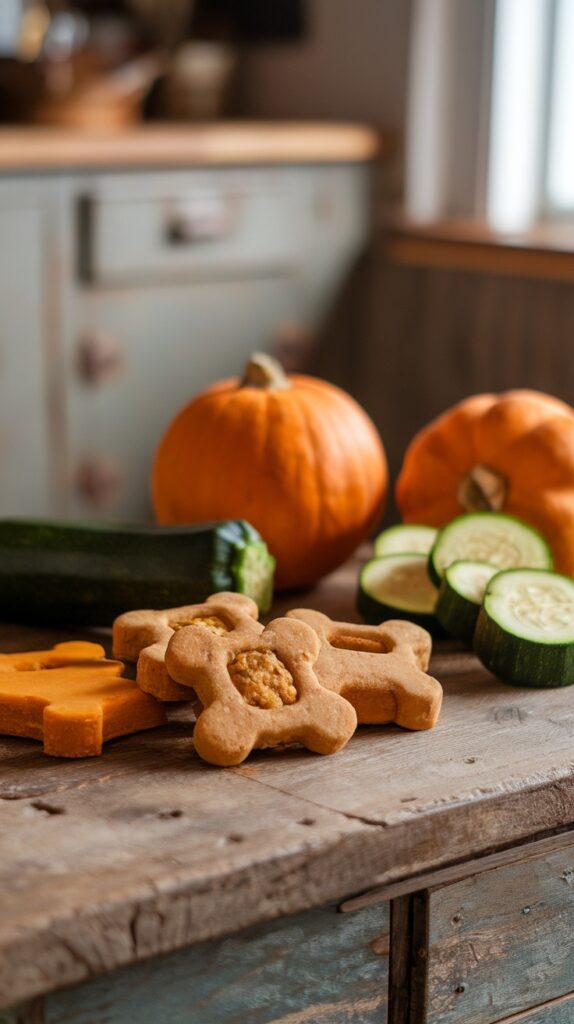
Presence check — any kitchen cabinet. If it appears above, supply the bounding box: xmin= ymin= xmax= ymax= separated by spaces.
xmin=67 ymin=277 xmax=302 ymax=517
xmin=0 ymin=128 xmax=375 ymax=517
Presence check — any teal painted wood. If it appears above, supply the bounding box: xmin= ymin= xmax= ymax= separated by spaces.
xmin=88 ymin=177 xmax=298 ymax=283
xmin=64 ymin=164 xmax=369 ymax=519
xmin=425 ymin=845 xmax=574 ymax=1024
xmin=45 ymin=901 xmax=389 ymax=1024
xmin=501 ymin=994 xmax=574 ymax=1023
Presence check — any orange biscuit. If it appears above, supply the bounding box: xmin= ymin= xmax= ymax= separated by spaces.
xmin=287 ymin=610 xmax=442 ymax=730
xmin=0 ymin=641 xmax=166 ymax=757
xmin=113 ymin=592 xmax=263 ymax=701
xmin=165 ymin=616 xmax=358 ymax=766
xmin=0 ymin=640 xmax=107 ymax=671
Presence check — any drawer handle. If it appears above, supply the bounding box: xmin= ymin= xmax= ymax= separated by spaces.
xmin=76 ymin=456 xmax=122 ymax=507
xmin=272 ymin=322 xmax=315 ymax=372
xmin=77 ymin=333 xmax=124 ymax=384
xmin=165 ymin=194 xmax=233 ymax=245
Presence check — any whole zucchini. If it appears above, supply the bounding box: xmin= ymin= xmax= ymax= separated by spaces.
xmin=0 ymin=519 xmax=275 ymax=625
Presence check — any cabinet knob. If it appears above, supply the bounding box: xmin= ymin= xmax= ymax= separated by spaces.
xmin=272 ymin=322 xmax=315 ymax=373
xmin=76 ymin=456 xmax=122 ymax=507
xmin=165 ymin=193 xmax=233 ymax=244
xmin=77 ymin=333 xmax=123 ymax=384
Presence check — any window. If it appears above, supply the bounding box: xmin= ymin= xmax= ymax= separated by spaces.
xmin=546 ymin=0 xmax=574 ymax=211
xmin=405 ymin=0 xmax=574 ymax=234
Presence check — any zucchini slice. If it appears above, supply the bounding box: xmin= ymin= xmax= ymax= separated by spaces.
xmin=474 ymin=569 xmax=574 ymax=687
xmin=374 ymin=524 xmax=438 ymax=558
xmin=429 ymin=512 xmax=552 ymax=587
xmin=358 ymin=553 xmax=439 ymax=632
xmin=0 ymin=518 xmax=275 ymax=625
xmin=436 ymin=560 xmax=499 ymax=645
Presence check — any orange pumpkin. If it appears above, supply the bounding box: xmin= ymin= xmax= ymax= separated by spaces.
xmin=153 ymin=353 xmax=387 ymax=590
xmin=396 ymin=389 xmax=574 ymax=576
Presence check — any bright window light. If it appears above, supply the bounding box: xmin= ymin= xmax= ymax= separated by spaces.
xmin=547 ymin=0 xmax=574 ymax=210
xmin=487 ymin=0 xmax=550 ymax=233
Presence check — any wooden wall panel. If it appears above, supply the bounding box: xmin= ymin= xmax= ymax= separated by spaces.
xmin=311 ymin=254 xmax=574 ymax=520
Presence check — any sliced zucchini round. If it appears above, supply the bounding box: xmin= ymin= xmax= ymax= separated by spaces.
xmin=374 ymin=524 xmax=438 ymax=558
xmin=436 ymin=560 xmax=499 ymax=645
xmin=474 ymin=568 xmax=574 ymax=688
xmin=358 ymin=553 xmax=440 ymax=632
xmin=429 ymin=512 xmax=552 ymax=587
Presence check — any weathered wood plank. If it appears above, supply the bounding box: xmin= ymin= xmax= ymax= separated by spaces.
xmin=388 ymin=895 xmax=412 ymax=1024
xmin=388 ymin=893 xmax=428 ymax=1024
xmin=0 ymin=726 xmax=383 ymax=1010
xmin=340 ymin=831 xmax=574 ymax=913
xmin=424 ymin=846 xmax=574 ymax=1024
xmin=43 ymin=901 xmax=389 ymax=1024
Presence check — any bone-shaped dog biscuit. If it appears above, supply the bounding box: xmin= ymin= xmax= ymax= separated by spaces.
xmin=165 ymin=616 xmax=358 ymax=766
xmin=0 ymin=641 xmax=166 ymax=757
xmin=113 ymin=592 xmax=263 ymax=700
xmin=286 ymin=610 xmax=442 ymax=730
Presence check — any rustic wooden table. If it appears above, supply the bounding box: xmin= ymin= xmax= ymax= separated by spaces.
xmin=0 ymin=558 xmax=573 ymax=1024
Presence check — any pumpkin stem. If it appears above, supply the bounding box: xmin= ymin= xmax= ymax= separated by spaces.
xmin=241 ymin=352 xmax=290 ymax=391
xmin=458 ymin=464 xmax=507 ymax=512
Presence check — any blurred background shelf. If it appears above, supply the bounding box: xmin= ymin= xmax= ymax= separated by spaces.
xmin=0 ymin=122 xmax=383 ymax=171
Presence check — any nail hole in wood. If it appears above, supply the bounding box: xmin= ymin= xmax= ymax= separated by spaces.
xmin=227 ymin=833 xmax=244 ymax=843
xmin=464 ymin=756 xmax=476 ymax=764
xmin=30 ymin=800 xmax=64 ymax=816
xmin=298 ymin=818 xmax=316 ymax=826
xmin=454 ymin=983 xmax=466 ymax=995
xmin=157 ymin=809 xmax=183 ymax=819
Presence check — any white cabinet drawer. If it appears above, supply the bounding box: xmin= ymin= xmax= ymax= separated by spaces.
xmin=65 ymin=277 xmax=301 ymax=518
xmin=81 ymin=181 xmax=298 ymax=284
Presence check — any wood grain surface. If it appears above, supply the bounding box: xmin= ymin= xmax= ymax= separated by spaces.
xmin=0 ymin=556 xmax=573 ymax=1008
xmin=45 ymin=901 xmax=389 ymax=1024
xmin=496 ymin=993 xmax=574 ymax=1023
xmin=0 ymin=124 xmax=380 ymax=173
xmin=425 ymin=846 xmax=574 ymax=1024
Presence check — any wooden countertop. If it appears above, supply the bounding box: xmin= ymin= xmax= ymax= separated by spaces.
xmin=1 ymin=556 xmax=573 ymax=1008
xmin=0 ymin=122 xmax=381 ymax=172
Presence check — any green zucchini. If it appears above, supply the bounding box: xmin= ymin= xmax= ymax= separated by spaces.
xmin=429 ymin=512 xmax=552 ymax=587
xmin=0 ymin=518 xmax=275 ymax=625
xmin=474 ymin=568 xmax=574 ymax=688
xmin=436 ymin=560 xmax=499 ymax=645
xmin=358 ymin=553 xmax=441 ymax=633
xmin=374 ymin=523 xmax=438 ymax=558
